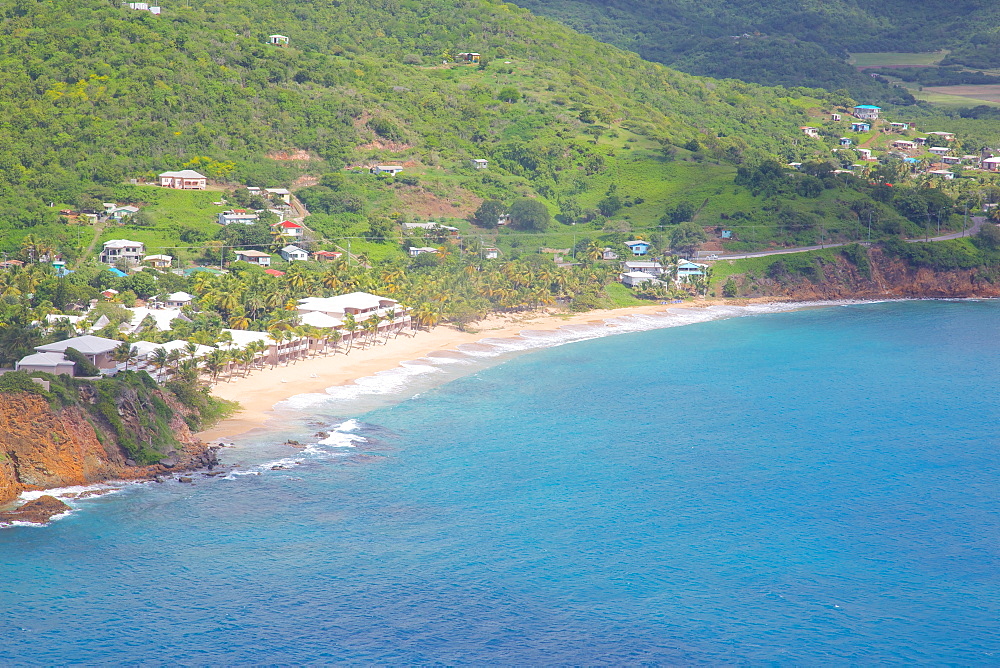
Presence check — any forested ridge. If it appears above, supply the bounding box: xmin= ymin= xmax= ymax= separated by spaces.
xmin=510 ymin=0 xmax=1000 ymax=101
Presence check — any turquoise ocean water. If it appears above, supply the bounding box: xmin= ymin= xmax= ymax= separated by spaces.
xmin=2 ymin=300 xmax=999 ymax=664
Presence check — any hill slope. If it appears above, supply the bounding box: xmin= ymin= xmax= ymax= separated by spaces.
xmin=0 ymin=0 xmax=840 ymax=253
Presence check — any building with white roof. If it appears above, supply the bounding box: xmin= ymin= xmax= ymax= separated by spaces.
xmin=34 ymin=335 xmax=122 ymax=369
xmin=122 ymin=307 xmax=190 ymax=335
xmin=297 ymin=292 xmax=402 ymax=322
xmin=16 ymin=352 xmax=77 ymax=376
xmin=279 ymin=245 xmax=309 ymax=262
xmin=218 ymin=210 xmax=259 ymax=226
xmin=99 ymin=239 xmax=145 ymax=265
xmin=165 ymin=292 xmax=195 ymax=308
xmin=158 ymin=170 xmax=207 ymax=189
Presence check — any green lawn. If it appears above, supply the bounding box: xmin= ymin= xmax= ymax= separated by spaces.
xmin=848 ymin=52 xmax=947 ymax=67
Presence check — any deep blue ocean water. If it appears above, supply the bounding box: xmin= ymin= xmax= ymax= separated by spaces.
xmin=2 ymin=300 xmax=1000 ymax=664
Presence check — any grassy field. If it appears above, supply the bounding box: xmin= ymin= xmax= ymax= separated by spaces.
xmin=848 ymin=52 xmax=947 ymax=67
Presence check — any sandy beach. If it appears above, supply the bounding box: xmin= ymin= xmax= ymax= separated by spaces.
xmin=195 ymin=299 xmax=768 ymax=442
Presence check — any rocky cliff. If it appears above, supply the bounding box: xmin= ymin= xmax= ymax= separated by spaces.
xmin=0 ymin=386 xmax=219 ymax=507
xmin=722 ymin=248 xmax=1000 ymax=301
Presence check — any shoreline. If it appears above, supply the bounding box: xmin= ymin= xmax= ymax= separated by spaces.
xmin=194 ymin=298 xmax=793 ymax=442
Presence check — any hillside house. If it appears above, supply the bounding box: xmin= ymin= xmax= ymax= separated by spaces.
xmin=839 ymin=137 xmax=852 ymax=147
xmin=402 ymin=222 xmax=460 ymax=237
xmin=265 ymin=188 xmax=291 ymax=204
xmin=801 ymin=127 xmax=820 ymax=138
xmin=892 ymin=140 xmax=917 ymax=150
xmin=233 ymin=250 xmax=272 ymax=266
xmin=106 ymin=204 xmax=140 ymax=220
xmin=982 ymin=157 xmax=1000 ymax=171
xmin=929 ymin=147 xmax=950 ymax=156
xmin=889 ymin=122 xmax=911 ymax=131
xmin=621 ymin=271 xmax=659 ymax=288
xmin=457 ymin=52 xmax=481 ymax=63
xmin=159 ymin=170 xmax=207 ymax=189
xmin=676 ymin=260 xmax=708 ymax=283
xmin=272 ymin=220 xmax=304 ymax=238
xmin=219 ymin=209 xmax=259 ymax=226
xmin=928 ymin=169 xmax=955 ymax=180
xmin=370 ymin=165 xmax=404 ymax=176
xmin=268 ymin=34 xmax=289 ymax=45
xmin=926 ymin=131 xmax=956 ymax=141
xmin=851 ymin=122 xmax=871 ymax=132
xmin=914 ymin=137 xmax=929 ymax=145
xmin=99 ymin=239 xmax=144 ymax=265
xmin=483 ymin=247 xmax=500 ymax=259
xmin=312 ymin=250 xmax=343 ymax=262
xmin=143 ymin=254 xmax=172 ymax=269
xmin=497 ymin=214 xmax=511 ymax=226
xmin=408 ymin=246 xmax=439 ymax=257
xmin=856 ymin=148 xmax=873 ymax=160
xmin=624 ymin=240 xmax=651 ymax=256
xmin=941 ymin=155 xmax=961 ymax=165
xmin=279 ymin=245 xmax=309 ymax=262
xmin=852 ymin=104 xmax=881 ymax=120
xmin=165 ymin=291 xmax=194 ymax=308
xmin=128 ymin=2 xmax=160 ymax=14
xmin=34 ymin=335 xmax=122 ymax=370
xmin=470 ymin=159 xmax=488 ymax=169
xmin=601 ymin=248 xmax=619 ymax=260
xmin=121 ymin=307 xmax=190 ymax=335
xmin=622 ymin=261 xmax=663 ymax=276
xmin=831 ymin=113 xmax=841 ymax=121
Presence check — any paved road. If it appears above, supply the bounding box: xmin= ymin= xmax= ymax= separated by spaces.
xmin=699 ymin=217 xmax=987 ymax=261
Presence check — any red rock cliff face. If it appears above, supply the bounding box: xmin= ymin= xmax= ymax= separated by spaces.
xmin=0 ymin=392 xmax=215 ymax=506
xmin=726 ymin=249 xmax=1000 ymax=301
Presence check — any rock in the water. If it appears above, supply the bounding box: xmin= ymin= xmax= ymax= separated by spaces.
xmin=178 ymin=476 xmax=193 ymax=484
xmin=0 ymin=495 xmax=72 ymax=525
xmin=315 ymin=431 xmax=330 ymax=439
xmin=285 ymin=440 xmax=300 ymax=446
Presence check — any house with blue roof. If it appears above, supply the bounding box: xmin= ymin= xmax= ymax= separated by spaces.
xmin=624 ymin=240 xmax=651 ymax=256
xmin=852 ymin=104 xmax=881 ymax=121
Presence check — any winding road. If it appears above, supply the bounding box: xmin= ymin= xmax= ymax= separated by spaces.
xmin=696 ymin=217 xmax=987 ymax=261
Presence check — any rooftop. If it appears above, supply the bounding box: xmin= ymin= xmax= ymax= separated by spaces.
xmin=36 ymin=335 xmax=121 ymax=355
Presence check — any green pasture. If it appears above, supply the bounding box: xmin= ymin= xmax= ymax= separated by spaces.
xmin=848 ymin=52 xmax=947 ymax=67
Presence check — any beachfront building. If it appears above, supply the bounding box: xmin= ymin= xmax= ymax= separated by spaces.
xmin=622 ymin=261 xmax=664 ymax=276
xmin=34 ymin=335 xmax=122 ymax=370
xmin=220 ymin=328 xmax=307 ymax=367
xmin=297 ymin=292 xmax=409 ymax=341
xmin=621 ymin=271 xmax=660 ymax=288
xmin=676 ymin=260 xmax=708 ymax=283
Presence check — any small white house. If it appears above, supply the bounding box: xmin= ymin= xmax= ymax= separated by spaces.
xmin=408 ymin=246 xmax=439 ymax=257
xmin=279 ymin=245 xmax=310 ymax=262
xmin=265 ymin=188 xmax=292 ymax=204
xmin=16 ymin=352 xmax=77 ymax=376
xmin=233 ymin=250 xmax=272 ymax=267
xmin=621 ymin=271 xmax=659 ymax=288
xmin=165 ymin=291 xmax=194 ymax=308
xmin=470 ymin=159 xmax=488 ymax=169
xmin=856 ymin=148 xmax=873 ymax=160
xmin=940 ymin=155 xmax=962 ymax=165
xmin=801 ymin=127 xmax=820 ymax=138
xmin=272 ymin=220 xmax=304 ymax=238
xmin=370 ymin=165 xmax=404 ymax=176
xmin=831 ymin=113 xmax=842 ymax=121
xmin=143 ymin=254 xmax=173 ymax=269
xmin=929 ymin=147 xmax=950 ymax=156
xmin=483 ymin=247 xmax=500 ymax=259
xmin=219 ymin=209 xmax=259 ymax=226
xmin=928 ymin=169 xmax=956 ymax=180
xmin=892 ymin=140 xmax=917 ymax=150
xmin=269 ymin=34 xmax=290 ymax=45
xmin=622 ymin=261 xmax=663 ymax=276
xmin=601 ymin=248 xmax=619 ymax=260
xmin=159 ymin=170 xmax=207 ymax=189
xmin=889 ymin=122 xmax=911 ymax=131
xmin=926 ymin=131 xmax=956 ymax=141
xmin=982 ymin=157 xmax=1000 ymax=172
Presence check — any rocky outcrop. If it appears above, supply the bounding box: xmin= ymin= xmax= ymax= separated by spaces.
xmin=0 ymin=495 xmax=72 ymax=525
xmin=0 ymin=390 xmax=220 ymax=509
xmin=724 ymin=249 xmax=1000 ymax=301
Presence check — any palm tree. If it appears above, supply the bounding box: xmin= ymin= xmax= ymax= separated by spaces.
xmin=342 ymin=313 xmax=358 ymax=353
xmin=113 ymin=339 xmax=138 ymax=372
xmin=150 ymin=346 xmax=170 ymax=382
xmin=203 ymin=349 xmax=229 ymax=383
xmin=166 ymin=349 xmax=183 ymax=379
